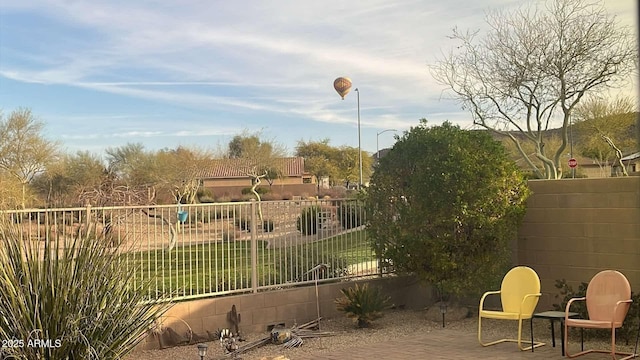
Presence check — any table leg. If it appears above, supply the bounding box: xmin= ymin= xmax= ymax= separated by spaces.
xmin=560 ymin=319 xmax=565 ymax=356
xmin=550 ymin=319 xmax=556 ymax=347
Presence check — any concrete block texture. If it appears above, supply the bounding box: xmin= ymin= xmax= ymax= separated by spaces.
xmin=519 ymin=177 xmax=640 ymax=311
xmin=137 ymin=276 xmax=435 ymax=350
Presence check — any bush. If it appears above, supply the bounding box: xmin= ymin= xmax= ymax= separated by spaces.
xmin=296 ymin=206 xmax=322 ymax=235
xmin=0 ymin=219 xmax=170 ymax=359
xmin=319 ymin=187 xmax=348 ymax=199
xmin=335 ymin=283 xmax=391 ymax=328
xmin=337 ymin=202 xmax=363 ymax=229
xmin=196 ymin=188 xmax=215 ymax=203
xmin=241 ymin=187 xmax=270 ymax=195
xmin=367 ymin=121 xmax=530 ymax=298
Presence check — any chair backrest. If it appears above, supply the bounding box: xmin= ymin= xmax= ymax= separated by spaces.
xmin=585 ymin=270 xmax=631 ymax=322
xmin=500 ymin=266 xmax=541 ymax=314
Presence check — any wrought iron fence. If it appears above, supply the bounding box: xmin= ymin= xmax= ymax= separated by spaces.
xmin=0 ymin=198 xmax=383 ymax=301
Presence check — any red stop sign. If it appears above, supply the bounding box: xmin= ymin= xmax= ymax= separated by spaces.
xmin=568 ymin=158 xmax=578 ymax=168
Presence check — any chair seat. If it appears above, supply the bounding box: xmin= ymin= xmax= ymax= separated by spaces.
xmin=565 ymin=318 xmax=623 ymax=329
xmin=481 ymin=309 xmax=533 ymax=320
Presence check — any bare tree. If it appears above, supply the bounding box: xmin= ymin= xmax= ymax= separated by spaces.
xmin=431 ymin=0 xmax=636 ymax=179
xmin=0 ymin=108 xmax=59 ymax=208
xmin=226 ymin=132 xmax=287 ymax=223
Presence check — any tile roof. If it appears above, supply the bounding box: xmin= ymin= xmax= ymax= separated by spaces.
xmin=197 ymin=157 xmax=305 ymax=179
xmin=621 ymin=152 xmax=640 ymax=161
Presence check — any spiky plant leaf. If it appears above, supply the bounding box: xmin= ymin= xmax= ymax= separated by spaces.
xmin=0 ymin=218 xmax=171 ymax=359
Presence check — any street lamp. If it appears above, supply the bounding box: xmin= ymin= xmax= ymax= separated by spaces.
xmin=333 ymin=77 xmax=362 ymax=190
xmin=376 ymin=129 xmax=397 ymax=161
xmin=355 ymin=88 xmax=362 ymax=189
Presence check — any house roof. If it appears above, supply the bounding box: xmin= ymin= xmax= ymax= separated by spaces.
xmin=198 ymin=157 xmax=306 ymax=179
xmin=621 ymin=152 xmax=640 ymax=161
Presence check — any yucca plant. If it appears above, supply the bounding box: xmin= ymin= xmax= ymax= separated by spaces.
xmin=0 ymin=218 xmax=171 ymax=359
xmin=335 ymin=283 xmax=391 ymax=328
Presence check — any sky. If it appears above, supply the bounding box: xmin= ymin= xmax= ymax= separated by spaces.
xmin=0 ymin=0 xmax=637 ymax=157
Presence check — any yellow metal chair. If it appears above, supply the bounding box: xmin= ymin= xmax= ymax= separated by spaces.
xmin=478 ymin=266 xmax=545 ymax=351
xmin=564 ymin=270 xmax=634 ymax=359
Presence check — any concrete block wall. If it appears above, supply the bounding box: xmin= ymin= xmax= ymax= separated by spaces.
xmin=137 ymin=276 xmax=433 ymax=350
xmin=516 ymin=177 xmax=640 ymax=309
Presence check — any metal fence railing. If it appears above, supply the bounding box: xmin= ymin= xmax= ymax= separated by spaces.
xmin=0 ymin=198 xmax=383 ymax=301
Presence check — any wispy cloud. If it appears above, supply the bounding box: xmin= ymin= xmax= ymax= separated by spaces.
xmin=0 ymin=0 xmax=636 ymax=154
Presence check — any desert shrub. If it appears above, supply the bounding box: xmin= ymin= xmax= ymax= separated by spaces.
xmin=0 ymin=219 xmax=170 ymax=359
xmin=198 ymin=195 xmax=216 ymax=203
xmin=261 ymin=192 xmax=281 ymax=201
xmin=296 ymin=206 xmax=322 ymax=235
xmin=335 ymin=283 xmax=391 ymax=328
xmin=196 ymin=188 xmax=215 ymax=203
xmin=281 ymin=192 xmax=293 ymax=200
xmin=337 ymin=201 xmax=363 ymax=229
xmin=241 ymin=187 xmax=270 ymax=195
xmin=319 ymin=187 xmax=348 ymax=199
xmin=553 ymin=278 xmax=640 ymax=344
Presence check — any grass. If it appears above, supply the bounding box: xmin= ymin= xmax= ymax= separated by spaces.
xmin=127 ymin=229 xmax=374 ymax=298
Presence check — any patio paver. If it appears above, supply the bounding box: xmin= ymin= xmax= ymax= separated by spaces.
xmin=294 ymin=327 xmax=637 ymax=360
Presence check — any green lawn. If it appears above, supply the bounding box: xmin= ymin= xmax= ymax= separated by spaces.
xmin=127 ymin=229 xmax=374 ymax=298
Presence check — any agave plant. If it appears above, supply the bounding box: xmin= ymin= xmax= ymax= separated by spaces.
xmin=335 ymin=283 xmax=391 ymax=328
xmin=0 ymin=218 xmax=171 ymax=359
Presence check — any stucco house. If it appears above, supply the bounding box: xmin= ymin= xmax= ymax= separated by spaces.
xmin=198 ymin=157 xmax=317 ymax=199
xmin=617 ymin=151 xmax=640 ymax=176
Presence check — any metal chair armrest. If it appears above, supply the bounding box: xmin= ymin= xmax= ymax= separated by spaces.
xmin=479 ymin=290 xmax=501 ymax=311
xmin=519 ymin=292 xmax=542 ymax=315
xmin=565 ymin=297 xmax=586 ymax=320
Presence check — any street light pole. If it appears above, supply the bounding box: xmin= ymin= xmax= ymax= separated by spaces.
xmin=355 ymin=88 xmax=362 ymax=189
xmin=376 ymin=129 xmax=397 ymax=161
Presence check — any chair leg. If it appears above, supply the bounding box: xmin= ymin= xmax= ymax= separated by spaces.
xmin=634 ymin=316 xmax=640 ymax=356
xmin=565 ymin=325 xmax=636 ymax=360
xmin=530 ymin=318 xmax=534 ymax=352
xmin=479 ymin=317 xmax=544 ymax=351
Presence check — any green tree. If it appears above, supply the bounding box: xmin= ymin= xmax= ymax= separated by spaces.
xmin=0 ymin=108 xmax=59 ymax=209
xmin=295 ymin=139 xmax=340 ymax=189
xmin=156 ymin=146 xmax=211 ymax=204
xmin=32 ymin=151 xmax=108 ymax=207
xmin=336 ymin=146 xmax=373 ymax=189
xmin=104 ymin=143 xmax=159 ymax=204
xmin=573 ymin=96 xmax=637 ymax=176
xmin=367 ymin=120 xmax=530 ymax=298
xmin=431 ymin=0 xmax=636 ymax=179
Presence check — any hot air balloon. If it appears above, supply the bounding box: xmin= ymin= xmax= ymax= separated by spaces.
xmin=333 ymin=77 xmax=352 ymax=100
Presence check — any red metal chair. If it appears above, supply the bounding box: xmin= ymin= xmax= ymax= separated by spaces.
xmin=564 ymin=270 xmax=634 ymax=359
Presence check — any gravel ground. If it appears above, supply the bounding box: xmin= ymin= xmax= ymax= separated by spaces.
xmin=126 ymin=307 xmax=639 ymax=360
